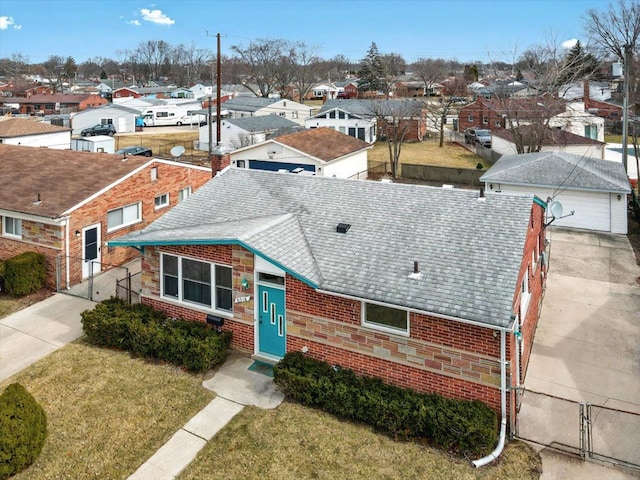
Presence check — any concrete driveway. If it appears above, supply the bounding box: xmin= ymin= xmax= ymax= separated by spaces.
xmin=0 ymin=294 xmax=95 ymax=382
xmin=519 ymin=227 xmax=640 ymax=479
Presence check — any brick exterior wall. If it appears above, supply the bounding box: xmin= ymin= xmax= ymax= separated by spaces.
xmin=137 ymin=241 xmax=545 ymax=418
xmin=0 ymin=161 xmax=211 ymax=289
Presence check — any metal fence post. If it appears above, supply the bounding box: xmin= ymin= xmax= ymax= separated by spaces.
xmin=56 ymin=255 xmax=61 ymax=292
xmin=88 ymin=261 xmax=94 ymax=301
xmin=580 ymin=401 xmax=586 ymax=459
xmin=586 ymin=403 xmax=593 ymax=459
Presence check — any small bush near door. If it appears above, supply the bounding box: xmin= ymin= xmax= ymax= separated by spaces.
xmin=0 ymin=383 xmax=48 ymax=479
xmin=273 ymin=351 xmax=498 ymax=456
xmin=81 ymin=298 xmax=232 ymax=372
xmin=2 ymin=252 xmax=46 ymax=297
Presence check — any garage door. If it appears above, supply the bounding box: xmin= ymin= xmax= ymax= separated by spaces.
xmin=552 ymin=190 xmax=610 ymax=231
xmin=494 ymin=186 xmax=611 ymax=232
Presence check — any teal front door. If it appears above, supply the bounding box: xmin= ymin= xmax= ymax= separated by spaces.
xmin=258 ymin=284 xmax=286 ymax=357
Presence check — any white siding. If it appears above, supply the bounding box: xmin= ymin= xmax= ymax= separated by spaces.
xmin=2 ymin=131 xmax=71 ymax=149
xmin=198 ymin=121 xmax=266 ymax=152
xmin=610 ymin=192 xmax=628 ymax=234
xmin=486 ymin=184 xmax=617 ymax=232
xmin=71 ymin=107 xmax=137 ymax=134
xmin=323 ymin=151 xmax=368 ymax=178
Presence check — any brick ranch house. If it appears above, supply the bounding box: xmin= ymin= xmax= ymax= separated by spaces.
xmin=0 ymin=144 xmax=211 ymax=289
xmin=110 ymin=168 xmax=548 ymax=442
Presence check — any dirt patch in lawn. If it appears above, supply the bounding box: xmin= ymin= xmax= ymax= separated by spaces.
xmin=0 ymin=288 xmax=54 ymax=319
xmin=115 ymin=130 xmax=210 ymax=164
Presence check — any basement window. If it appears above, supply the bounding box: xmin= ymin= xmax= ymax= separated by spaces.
xmin=362 ymin=302 xmax=409 ymax=335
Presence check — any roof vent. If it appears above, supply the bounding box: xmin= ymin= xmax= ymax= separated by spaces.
xmin=408 ymin=261 xmax=423 ymax=279
xmin=442 ymin=184 xmax=454 ymax=189
xmin=33 ymin=193 xmax=42 ymax=205
xmin=478 ymin=187 xmax=486 ymax=202
xmin=336 ymin=223 xmax=351 ymax=234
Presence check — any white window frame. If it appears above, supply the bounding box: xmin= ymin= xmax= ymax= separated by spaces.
xmin=178 ymin=186 xmax=192 ymax=202
xmin=107 ymin=202 xmax=142 ymax=232
xmin=160 ymin=253 xmax=233 ymax=314
xmin=3 ymin=216 xmax=22 ymax=239
xmin=154 ymin=193 xmax=169 ymax=210
xmin=361 ymin=301 xmax=410 ymax=336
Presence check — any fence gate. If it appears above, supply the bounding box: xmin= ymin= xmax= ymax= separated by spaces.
xmin=516 ymin=388 xmax=640 ymax=471
xmin=56 ymin=255 xmax=139 ymax=303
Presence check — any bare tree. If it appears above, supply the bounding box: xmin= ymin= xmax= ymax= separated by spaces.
xmin=0 ymin=53 xmax=30 ymax=78
xmin=423 ymin=77 xmax=468 ymax=147
xmin=367 ymin=99 xmax=424 ymax=178
xmin=380 ymin=53 xmax=407 ymax=98
xmin=289 ymin=41 xmax=321 ymax=103
xmin=231 ymin=38 xmax=288 ymax=97
xmin=412 ymin=58 xmax=449 ymax=97
xmin=134 ymin=40 xmax=172 ymax=81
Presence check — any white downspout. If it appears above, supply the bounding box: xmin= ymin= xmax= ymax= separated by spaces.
xmin=472 ymin=329 xmax=507 ymax=468
xmin=64 ymin=219 xmax=71 ymax=289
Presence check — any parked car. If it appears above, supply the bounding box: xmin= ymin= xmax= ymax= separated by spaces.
xmin=116 ymin=146 xmax=153 ymax=157
xmin=464 ymin=128 xmax=492 ymax=148
xmin=80 ymin=124 xmax=116 ymax=136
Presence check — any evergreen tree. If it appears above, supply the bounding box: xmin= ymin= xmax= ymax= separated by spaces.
xmin=357 ymin=42 xmax=385 ymax=93
xmin=558 ymin=40 xmax=601 ymax=84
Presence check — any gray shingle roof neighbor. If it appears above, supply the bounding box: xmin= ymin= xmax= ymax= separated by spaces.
xmin=112 ymin=169 xmax=537 ymax=329
xmin=222 ymin=97 xmax=279 ymax=112
xmin=224 ymin=116 xmax=300 ymax=131
xmin=320 ymin=99 xmax=424 ymax=117
xmin=480 ymin=151 xmax=631 ymax=193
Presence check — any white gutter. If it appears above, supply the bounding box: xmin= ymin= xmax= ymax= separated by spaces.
xmin=472 ymin=329 xmax=507 ymax=467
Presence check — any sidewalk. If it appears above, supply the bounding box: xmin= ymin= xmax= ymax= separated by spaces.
xmin=0 ymin=293 xmax=95 ymax=382
xmin=128 ymin=352 xmax=284 ymax=480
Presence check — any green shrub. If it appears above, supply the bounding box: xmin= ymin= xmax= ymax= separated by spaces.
xmin=273 ymin=351 xmax=498 ymax=455
xmin=81 ymin=298 xmax=232 ymax=372
xmin=476 ymin=162 xmax=484 ymax=169
xmin=0 ymin=383 xmax=47 ymax=479
xmin=3 ymin=252 xmax=46 ymax=297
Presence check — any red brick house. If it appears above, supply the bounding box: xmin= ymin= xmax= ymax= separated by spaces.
xmin=458 ymin=97 xmax=565 ymax=132
xmin=111 ymin=168 xmax=548 ymax=445
xmin=112 ymin=87 xmax=142 ymax=99
xmin=0 ymin=144 xmax=211 ymax=289
xmin=0 ymin=94 xmax=107 ymax=115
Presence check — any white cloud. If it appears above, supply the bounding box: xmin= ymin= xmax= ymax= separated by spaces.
xmin=0 ymin=16 xmax=22 ymax=30
xmin=128 ymin=20 xmax=141 ymax=26
xmin=139 ymin=8 xmax=175 ymax=26
xmin=562 ymin=38 xmax=578 ymax=49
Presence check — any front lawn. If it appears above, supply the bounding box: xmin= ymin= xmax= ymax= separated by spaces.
xmin=179 ymin=402 xmax=541 ymax=480
xmin=1 ymin=341 xmax=214 ymax=480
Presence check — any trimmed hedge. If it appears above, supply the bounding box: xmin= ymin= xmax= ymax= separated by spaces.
xmin=2 ymin=252 xmax=46 ymax=297
xmin=273 ymin=351 xmax=498 ymax=455
xmin=0 ymin=383 xmax=47 ymax=480
xmin=81 ymin=298 xmax=232 ymax=372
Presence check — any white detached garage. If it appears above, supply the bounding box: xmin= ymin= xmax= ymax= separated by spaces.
xmin=480 ymin=151 xmax=631 ymax=234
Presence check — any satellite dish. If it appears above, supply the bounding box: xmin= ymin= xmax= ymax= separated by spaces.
xmin=549 ymin=201 xmax=563 ymax=218
xmin=170 ymin=145 xmax=185 ymax=157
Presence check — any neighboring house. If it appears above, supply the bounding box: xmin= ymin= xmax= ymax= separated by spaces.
xmin=458 ymin=97 xmax=565 ymax=133
xmin=221 ymin=97 xmax=313 ymax=126
xmin=197 ymin=116 xmax=301 ymax=152
xmin=491 ymin=126 xmax=606 ymax=159
xmin=333 ymin=80 xmax=359 ymax=99
xmin=304 ymin=83 xmax=338 ymax=101
xmin=109 ymin=168 xmax=548 ymax=431
xmin=70 ymin=104 xmax=142 ymax=135
xmin=189 ymin=83 xmax=215 ymax=98
xmin=0 ymin=94 xmax=107 ymax=115
xmin=480 ymin=151 xmax=631 ymax=234
xmin=0 ymin=144 xmax=211 ymax=289
xmin=0 ymin=118 xmax=71 ymax=149
xmin=305 ymin=101 xmax=377 ymax=143
xmin=315 ymin=99 xmax=427 ymax=142
xmin=393 ymin=81 xmax=427 ymax=98
xmin=548 ymin=102 xmax=605 ymax=142
xmin=112 ymin=87 xmax=142 ymax=99
xmin=230 ymin=127 xmax=372 ymax=178
xmin=71 ymin=135 xmax=116 ymax=154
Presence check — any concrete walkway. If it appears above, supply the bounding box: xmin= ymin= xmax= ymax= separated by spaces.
xmin=128 ymin=353 xmax=284 ymax=480
xmin=0 ymin=293 xmax=95 ymax=381
xmin=520 ymin=227 xmax=640 ymax=479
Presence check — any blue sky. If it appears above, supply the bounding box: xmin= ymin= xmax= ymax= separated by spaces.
xmin=0 ymin=0 xmax=610 ymax=65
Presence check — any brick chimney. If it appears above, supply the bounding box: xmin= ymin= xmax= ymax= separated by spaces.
xmin=211 ymin=152 xmax=231 ymax=177
xmin=583 ymin=79 xmax=590 ymax=107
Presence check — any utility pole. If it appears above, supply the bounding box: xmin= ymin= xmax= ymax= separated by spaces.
xmin=622 ymin=44 xmax=632 ymax=173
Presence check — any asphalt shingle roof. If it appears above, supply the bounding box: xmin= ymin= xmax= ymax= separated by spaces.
xmin=225 ymin=116 xmax=299 ymax=131
xmin=112 ymin=169 xmax=536 ymax=328
xmin=271 ymin=127 xmax=370 ymax=161
xmin=0 ymin=118 xmax=70 ymax=137
xmin=0 ymin=144 xmax=151 ymax=218
xmin=221 ymin=97 xmax=279 ymax=112
xmin=480 ymin=151 xmax=631 ymax=193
